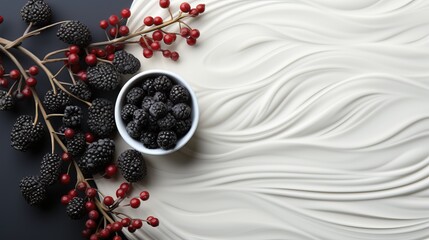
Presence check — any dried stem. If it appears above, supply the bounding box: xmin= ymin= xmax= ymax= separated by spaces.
xmin=43 ymin=48 xmax=68 ymax=61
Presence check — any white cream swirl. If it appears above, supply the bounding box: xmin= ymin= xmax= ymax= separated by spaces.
xmin=95 ymin=0 xmax=429 ymax=239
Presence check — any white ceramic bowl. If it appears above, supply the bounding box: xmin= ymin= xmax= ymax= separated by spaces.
xmin=115 ymin=70 xmax=199 ymax=155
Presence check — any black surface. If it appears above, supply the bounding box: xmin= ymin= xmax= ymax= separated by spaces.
xmin=0 ymin=1 xmax=132 ymax=239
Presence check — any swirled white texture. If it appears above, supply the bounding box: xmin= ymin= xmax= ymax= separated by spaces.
xmin=94 ymin=0 xmax=429 ymax=239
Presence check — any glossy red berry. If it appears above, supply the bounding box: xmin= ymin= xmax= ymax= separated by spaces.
xmin=190 ymin=29 xmax=200 ymax=39
xmin=121 ymin=218 xmax=131 ymax=227
xmin=140 ymin=191 xmax=150 ymax=201
xmin=68 ymin=189 xmax=78 ymax=198
xmin=85 ymin=201 xmax=96 ymax=211
xmin=68 ymin=54 xmax=79 ymax=65
xmin=85 ymin=132 xmax=95 ymax=143
xmin=180 ymin=28 xmax=190 ymax=37
xmin=105 ymin=164 xmax=118 ymax=178
xmin=9 ymin=69 xmax=20 ymax=80
xmin=69 ymin=45 xmax=80 ymax=54
xmin=130 ymin=198 xmax=140 ymax=208
xmin=196 ymin=4 xmax=206 ymax=13
xmin=99 ymin=229 xmax=111 ymax=239
xmin=187 ymin=38 xmax=196 ymax=46
xmin=105 ymin=45 xmax=115 ymax=54
xmin=119 ymin=26 xmax=129 ymax=36
xmin=96 ymin=49 xmax=106 ymax=58
xmin=128 ymin=226 xmax=136 ymax=233
xmin=149 ymin=217 xmax=159 ymax=227
xmin=190 ymin=8 xmax=199 ymax=17
xmin=86 ymin=219 xmax=97 ymax=229
xmin=163 ymin=34 xmax=174 ymax=45
xmin=109 ymin=27 xmax=117 ymax=38
xmin=132 ymin=219 xmax=143 ymax=229
xmin=112 ymin=222 xmax=123 ymax=232
xmin=61 ymin=152 xmax=71 ymax=162
xmin=85 ymin=54 xmax=97 ymax=66
xmin=100 ymin=20 xmax=109 ymax=29
xmin=60 ymin=174 xmax=71 ymax=185
xmin=86 ymin=188 xmax=97 ymax=198
xmin=82 ymin=229 xmax=92 ymax=238
xmin=121 ymin=8 xmax=131 ymax=18
xmin=61 ymin=195 xmax=71 ymax=205
xmin=22 ymin=87 xmax=32 ymax=98
xmin=88 ymin=210 xmax=99 ymax=220
xmin=28 ymin=66 xmax=39 ymax=76
xmin=109 ymin=15 xmax=119 ymax=25
xmin=116 ymin=188 xmax=126 ymax=198
xmin=76 ymin=181 xmax=87 ymax=191
xmin=89 ymin=234 xmax=99 ymax=240
xmin=107 ymin=54 xmax=115 ymax=61
xmin=153 ymin=16 xmax=163 ymax=25
xmin=103 ymin=196 xmax=114 ymax=206
xmin=159 ymin=0 xmax=170 ymax=8
xmin=143 ymin=48 xmax=153 ymax=58
xmin=162 ymin=50 xmax=171 ymax=58
xmin=77 ymin=71 xmax=87 ymax=81
xmin=0 ymin=78 xmax=8 ymax=88
xmin=113 ymin=236 xmax=122 ymax=240
xmin=64 ymin=128 xmax=75 ymax=139
xmin=152 ymin=30 xmax=163 ymax=41
xmin=171 ymin=51 xmax=180 ymax=61
xmin=150 ymin=41 xmax=161 ymax=51
xmin=120 ymin=182 xmax=131 ymax=192
xmin=144 ymin=16 xmax=154 ymax=26
xmin=25 ymin=77 xmax=37 ymax=87
xmin=180 ymin=2 xmax=191 ymax=12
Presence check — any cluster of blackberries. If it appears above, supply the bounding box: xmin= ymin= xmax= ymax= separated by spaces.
xmin=117 ymin=149 xmax=147 ymax=183
xmin=121 ymin=75 xmax=193 ymax=150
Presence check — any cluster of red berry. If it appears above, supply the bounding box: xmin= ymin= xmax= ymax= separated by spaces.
xmin=0 ymin=64 xmax=40 ymax=98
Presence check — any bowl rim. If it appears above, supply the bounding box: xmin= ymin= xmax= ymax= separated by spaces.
xmin=114 ymin=69 xmax=199 ymax=155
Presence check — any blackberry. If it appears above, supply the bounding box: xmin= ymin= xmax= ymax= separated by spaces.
xmin=66 ymin=132 xmax=86 ymax=156
xmin=153 ymin=92 xmax=167 ymax=102
xmin=175 ymin=118 xmax=192 ymax=137
xmin=69 ymin=80 xmax=92 ymax=101
xmin=63 ymin=105 xmax=83 ymax=127
xmin=43 ymin=89 xmax=71 ymax=113
xmin=133 ymin=109 xmax=149 ymax=126
xmin=142 ymin=78 xmax=156 ymax=95
xmin=78 ymin=138 xmax=115 ymax=175
xmin=19 ymin=176 xmax=47 ymax=206
xmin=171 ymin=103 xmax=192 ymax=120
xmin=157 ymin=131 xmax=177 ymax=150
xmin=141 ymin=96 xmax=155 ymax=111
xmin=40 ymin=153 xmax=61 ymax=186
xmin=165 ymin=99 xmax=174 ymax=110
xmin=170 ymin=85 xmax=190 ymax=104
xmin=88 ymin=98 xmax=115 ymax=137
xmin=57 ymin=20 xmax=92 ymax=47
xmin=0 ymin=90 xmax=14 ymax=111
xmin=126 ymin=87 xmax=145 ymax=105
xmin=11 ymin=115 xmax=44 ymax=152
xmin=66 ymin=197 xmax=85 ymax=220
xmin=121 ymin=104 xmax=138 ymax=123
xmin=87 ymin=63 xmax=120 ymax=91
xmin=113 ymin=50 xmax=141 ymax=74
xmin=126 ymin=121 xmax=142 ymax=139
xmin=153 ymin=75 xmax=172 ymax=92
xmin=146 ymin=115 xmax=159 ymax=132
xmin=117 ymin=149 xmax=147 ymax=183
xmin=140 ymin=132 xmax=158 ymax=149
xmin=157 ymin=113 xmax=176 ymax=131
xmin=21 ymin=0 xmax=52 ymax=26
xmin=149 ymin=102 xmax=167 ymax=119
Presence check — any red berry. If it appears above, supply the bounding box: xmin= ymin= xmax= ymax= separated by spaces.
xmin=149 ymin=217 xmax=159 ymax=227
xmin=0 ymin=68 xmax=4 ymax=77
xmin=85 ymin=54 xmax=97 ymax=66
xmin=88 ymin=210 xmax=99 ymax=220
xmin=85 ymin=201 xmax=96 ymax=211
xmin=152 ymin=30 xmax=163 ymax=41
xmin=105 ymin=224 xmax=113 ymax=231
xmin=120 ymin=182 xmax=131 ymax=192
xmin=103 ymin=196 xmax=114 ymax=206
xmin=22 ymin=87 xmax=32 ymax=98
xmin=132 ymin=219 xmax=143 ymax=229
xmin=86 ymin=188 xmax=97 ymax=198
xmin=144 ymin=16 xmax=154 ymax=26
xmin=153 ymin=16 xmax=163 ymax=26
xmin=61 ymin=195 xmax=71 ymax=205
xmin=77 ymin=71 xmax=87 ymax=81
xmin=180 ymin=2 xmax=191 ymax=12
xmin=100 ymin=20 xmax=109 ymax=29
xmin=107 ymin=54 xmax=115 ymax=61
xmin=60 ymin=174 xmax=71 ymax=185
xmin=147 ymin=216 xmax=154 ymax=221
xmin=105 ymin=164 xmax=117 ymax=178
xmin=68 ymin=189 xmax=78 ymax=198
xmin=121 ymin=8 xmax=131 ymax=18
xmin=116 ymin=188 xmax=126 ymax=198
xmin=82 ymin=229 xmax=92 ymax=238
xmin=121 ymin=218 xmax=131 ymax=227
xmin=187 ymin=38 xmax=196 ymax=46
xmin=70 ymin=64 xmax=81 ymax=74
xmin=9 ymin=69 xmax=20 ymax=80
xmin=76 ymin=181 xmax=87 ymax=191
xmin=0 ymin=16 xmax=3 ymax=24
xmin=163 ymin=34 xmax=174 ymax=45
xmin=159 ymin=0 xmax=170 ymax=8
xmin=85 ymin=132 xmax=95 ymax=143
xmin=119 ymin=26 xmax=129 ymax=36
xmin=171 ymin=51 xmax=180 ymax=61
xmin=109 ymin=27 xmax=117 ymax=38
xmin=190 ymin=29 xmax=200 ymax=39
xmin=113 ymin=236 xmax=122 ymax=240
xmin=99 ymin=229 xmax=110 ymax=239
xmin=0 ymin=78 xmax=8 ymax=88
xmin=128 ymin=226 xmax=136 ymax=233
xmin=90 ymin=234 xmax=99 ymax=240
xmin=86 ymin=219 xmax=97 ymax=229
xmin=115 ymin=44 xmax=125 ymax=51
xmin=69 ymin=45 xmax=80 ymax=54
xmin=109 ymin=15 xmax=119 ymax=25
xmin=28 ymin=66 xmax=39 ymax=76
xmin=196 ymin=4 xmax=206 ymax=13
xmin=25 ymin=77 xmax=37 ymax=87
xmin=130 ymin=198 xmax=140 ymax=208
xmin=143 ymin=48 xmax=153 ymax=58
xmin=162 ymin=50 xmax=171 ymax=58
xmin=190 ymin=8 xmax=199 ymax=17
xmin=61 ymin=152 xmax=71 ymax=162
xmin=96 ymin=49 xmax=106 ymax=58
xmin=68 ymin=53 xmax=79 ymax=65
xmin=140 ymin=191 xmax=150 ymax=201
xmin=112 ymin=222 xmax=123 ymax=232
xmin=64 ymin=128 xmax=75 ymax=139
xmin=105 ymin=45 xmax=115 ymax=54
xmin=150 ymin=41 xmax=161 ymax=51
xmin=180 ymin=28 xmax=190 ymax=37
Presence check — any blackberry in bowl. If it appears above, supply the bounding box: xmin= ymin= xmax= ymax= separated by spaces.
xmin=115 ymin=70 xmax=199 ymax=155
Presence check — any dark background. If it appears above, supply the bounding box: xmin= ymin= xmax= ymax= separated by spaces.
xmin=0 ymin=0 xmax=133 ymax=239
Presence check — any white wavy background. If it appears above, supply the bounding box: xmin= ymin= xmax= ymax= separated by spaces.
xmin=95 ymin=0 xmax=429 ymax=239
